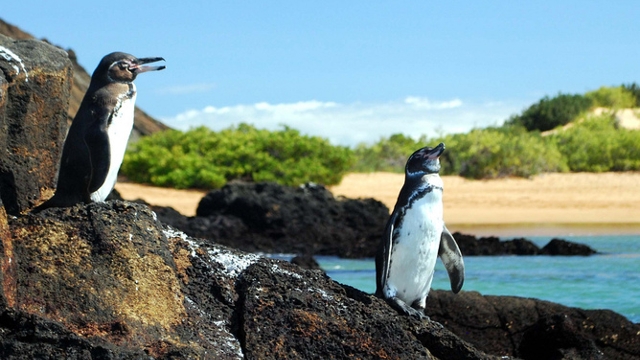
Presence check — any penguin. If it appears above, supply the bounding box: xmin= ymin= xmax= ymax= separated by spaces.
xmin=33 ymin=52 xmax=165 ymax=212
xmin=375 ymin=142 xmax=465 ymax=319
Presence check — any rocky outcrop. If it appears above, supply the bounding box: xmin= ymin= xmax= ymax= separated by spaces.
xmin=156 ymin=182 xmax=390 ymax=258
xmin=3 ymin=202 xmax=638 ymax=359
xmin=0 ymin=18 xmax=170 ymax=141
xmin=0 ymin=34 xmax=72 ymax=215
xmin=3 ymin=201 xmax=498 ymax=359
xmin=540 ymin=238 xmax=598 ymax=256
xmin=426 ymin=290 xmax=640 ymax=359
xmin=453 ymin=233 xmax=598 ymax=256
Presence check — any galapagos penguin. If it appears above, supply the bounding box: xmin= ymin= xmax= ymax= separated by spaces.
xmin=34 ymin=52 xmax=165 ymax=212
xmin=375 ymin=142 xmax=465 ymax=319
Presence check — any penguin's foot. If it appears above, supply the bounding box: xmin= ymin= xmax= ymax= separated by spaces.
xmin=386 ymin=297 xmax=429 ymax=320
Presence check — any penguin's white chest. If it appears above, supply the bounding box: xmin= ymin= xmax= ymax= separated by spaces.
xmin=90 ymin=90 xmax=137 ymax=202
xmin=385 ymin=187 xmax=444 ymax=304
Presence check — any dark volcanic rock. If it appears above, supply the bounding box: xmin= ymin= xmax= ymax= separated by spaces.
xmin=427 ymin=290 xmax=640 ymax=359
xmin=161 ymin=181 xmax=390 ymax=258
xmin=541 ymin=238 xmax=598 ymax=256
xmin=4 ymin=201 xmax=499 ymax=359
xmin=454 ymin=232 xmax=597 ymax=256
xmin=3 ymin=201 xmax=638 ymax=358
xmin=0 ymin=34 xmax=72 ymax=215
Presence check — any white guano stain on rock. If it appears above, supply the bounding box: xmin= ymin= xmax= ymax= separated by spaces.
xmin=0 ymin=46 xmax=29 ymax=82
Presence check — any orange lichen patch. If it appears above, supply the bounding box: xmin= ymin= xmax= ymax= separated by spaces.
xmin=66 ymin=321 xmax=116 ymax=339
xmin=168 ymin=237 xmax=193 ymax=283
xmin=0 ymin=206 xmax=16 ymax=307
xmin=289 ymin=309 xmax=392 ymax=358
xmin=292 ymin=310 xmax=325 ymax=338
xmin=146 ymin=340 xmax=174 ymax=358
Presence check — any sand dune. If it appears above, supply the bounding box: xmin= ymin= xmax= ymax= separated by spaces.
xmin=115 ymin=172 xmax=640 ymax=236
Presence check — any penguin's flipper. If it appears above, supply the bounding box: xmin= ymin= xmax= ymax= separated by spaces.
xmin=84 ymin=107 xmax=112 ymax=194
xmin=439 ymin=225 xmax=465 ymax=293
xmin=375 ymin=210 xmax=399 ymax=297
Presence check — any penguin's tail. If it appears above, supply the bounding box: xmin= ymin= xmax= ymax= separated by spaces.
xmin=31 ymin=197 xmax=57 ymax=213
xmin=31 ymin=194 xmax=79 ymax=213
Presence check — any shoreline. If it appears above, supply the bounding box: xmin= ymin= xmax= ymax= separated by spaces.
xmin=447 ymin=223 xmax=640 ymax=237
xmin=115 ymin=171 xmax=640 ymax=237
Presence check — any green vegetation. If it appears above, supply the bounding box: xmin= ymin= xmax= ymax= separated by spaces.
xmin=551 ymin=114 xmax=640 ymax=172
xmin=622 ymin=83 xmax=640 ymax=107
xmin=121 ymin=124 xmax=353 ymax=189
xmin=585 ymin=86 xmax=637 ymax=109
xmin=505 ymin=93 xmax=592 ymax=132
xmin=434 ymin=126 xmax=568 ymax=179
xmin=122 ymin=85 xmax=640 ymax=188
xmin=353 ymin=126 xmax=568 ymax=178
xmin=351 ymin=134 xmax=428 ymax=173
xmin=353 ymin=85 xmax=640 ymax=178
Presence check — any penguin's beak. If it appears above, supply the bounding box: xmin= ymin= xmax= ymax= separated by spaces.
xmin=426 ymin=143 xmax=445 ymax=160
xmin=131 ymin=57 xmax=166 ymax=74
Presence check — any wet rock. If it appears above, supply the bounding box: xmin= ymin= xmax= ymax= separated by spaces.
xmin=540 ymin=238 xmax=598 ymax=256
xmin=453 ymin=232 xmax=597 ymax=256
xmin=0 ymin=34 xmax=72 ymax=215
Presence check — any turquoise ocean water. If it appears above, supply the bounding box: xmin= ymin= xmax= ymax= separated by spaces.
xmin=274 ymin=235 xmax=640 ymax=323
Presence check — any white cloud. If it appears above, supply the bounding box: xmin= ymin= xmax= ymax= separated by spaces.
xmin=161 ymin=97 xmax=523 ymax=147
xmin=404 ymin=96 xmax=463 ymax=109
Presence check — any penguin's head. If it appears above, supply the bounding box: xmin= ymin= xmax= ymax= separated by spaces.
xmin=91 ymin=52 xmax=165 ymax=85
xmin=405 ymin=143 xmax=445 ymax=176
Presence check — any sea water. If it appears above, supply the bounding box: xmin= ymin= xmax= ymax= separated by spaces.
xmin=273 ymin=235 xmax=640 ymax=323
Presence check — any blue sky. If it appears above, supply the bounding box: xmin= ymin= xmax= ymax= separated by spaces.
xmin=3 ymin=1 xmax=639 ymax=146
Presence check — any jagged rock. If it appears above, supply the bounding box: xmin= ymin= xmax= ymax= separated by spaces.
xmin=540 ymin=238 xmax=598 ymax=256
xmin=426 ymin=290 xmax=640 ymax=359
xmin=159 ymin=181 xmax=390 ymax=258
xmin=453 ymin=232 xmax=597 ymax=256
xmin=0 ymin=34 xmax=72 ymax=215
xmin=3 ymin=201 xmax=499 ymax=359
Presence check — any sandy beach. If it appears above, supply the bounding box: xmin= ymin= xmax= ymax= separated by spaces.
xmin=115 ymin=172 xmax=640 ymax=237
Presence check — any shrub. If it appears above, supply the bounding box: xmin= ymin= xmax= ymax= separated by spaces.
xmin=551 ymin=114 xmax=640 ymax=172
xmin=622 ymin=83 xmax=640 ymax=107
xmin=352 ymin=126 xmax=568 ymax=179
xmin=432 ymin=126 xmax=568 ymax=179
xmin=506 ymin=93 xmax=592 ymax=132
xmin=351 ymin=133 xmax=427 ymax=173
xmin=122 ymin=124 xmax=354 ymax=189
xmin=585 ymin=86 xmax=637 ymax=109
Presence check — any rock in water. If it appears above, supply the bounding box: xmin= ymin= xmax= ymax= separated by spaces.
xmin=540 ymin=238 xmax=598 ymax=256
